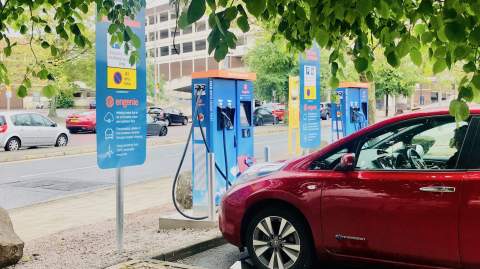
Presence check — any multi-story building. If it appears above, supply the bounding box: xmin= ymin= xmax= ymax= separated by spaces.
xmin=146 ymin=0 xmax=257 ymax=94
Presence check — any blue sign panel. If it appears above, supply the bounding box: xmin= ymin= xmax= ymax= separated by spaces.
xmin=299 ymin=44 xmax=321 ymax=149
xmin=96 ymin=9 xmax=147 ymax=169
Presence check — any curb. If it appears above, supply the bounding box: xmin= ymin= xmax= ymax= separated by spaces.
xmin=152 ymin=236 xmax=226 ymax=262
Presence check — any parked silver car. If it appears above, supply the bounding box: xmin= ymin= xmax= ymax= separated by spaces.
xmin=0 ymin=112 xmax=70 ymax=151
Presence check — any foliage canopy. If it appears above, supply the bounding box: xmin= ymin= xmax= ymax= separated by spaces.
xmin=176 ymin=0 xmax=480 ymax=121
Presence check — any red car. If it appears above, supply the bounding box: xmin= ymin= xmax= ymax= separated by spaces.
xmin=219 ymin=108 xmax=480 ymax=269
xmin=263 ymin=103 xmax=286 ymax=121
xmin=66 ymin=111 xmax=96 ymax=133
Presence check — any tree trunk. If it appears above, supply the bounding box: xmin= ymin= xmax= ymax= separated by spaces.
xmin=48 ymin=98 xmax=57 ymax=118
xmin=385 ymin=94 xmax=389 ymax=117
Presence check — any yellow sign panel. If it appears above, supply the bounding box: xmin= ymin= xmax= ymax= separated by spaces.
xmin=107 ymin=67 xmax=137 ymax=90
xmin=304 ymin=86 xmax=316 ymax=100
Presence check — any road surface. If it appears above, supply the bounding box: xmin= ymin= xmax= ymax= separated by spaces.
xmin=0 ymin=131 xmax=290 ymax=209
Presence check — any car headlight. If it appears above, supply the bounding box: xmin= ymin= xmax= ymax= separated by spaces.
xmin=235 ymin=162 xmax=285 ymax=185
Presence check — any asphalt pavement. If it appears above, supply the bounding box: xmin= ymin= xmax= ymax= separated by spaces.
xmin=0 ymin=128 xmax=290 ymax=209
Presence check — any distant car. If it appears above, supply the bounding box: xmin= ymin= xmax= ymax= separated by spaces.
xmin=66 ymin=111 xmax=96 ymax=133
xmin=321 ymin=102 xmax=331 ymax=120
xmin=89 ymin=100 xmax=96 ymax=109
xmin=0 ymin=112 xmax=69 ymax=151
xmin=262 ymin=103 xmax=286 ymax=121
xmin=148 ymin=107 xmax=165 ymax=122
xmin=163 ymin=108 xmax=189 ymax=126
xmin=147 ymin=115 xmax=168 ymax=136
xmin=254 ymin=107 xmax=278 ymax=126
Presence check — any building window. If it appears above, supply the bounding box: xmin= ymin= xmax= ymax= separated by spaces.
xmin=156 ymin=48 xmax=159 ymax=58
xmin=196 ymin=21 xmax=206 ymax=32
xmin=183 ymin=25 xmax=193 ymax=35
xmin=149 ymin=32 xmax=155 ymax=41
xmin=195 ymin=40 xmax=207 ymax=51
xmin=183 ymin=42 xmax=193 ymax=53
xmin=155 ymin=31 xmax=159 ymax=40
xmin=160 ymin=29 xmax=169 ymax=39
xmin=171 ymin=28 xmax=180 ymax=38
xmin=159 ymin=12 xmax=168 ymax=22
xmin=171 ymin=44 xmax=180 ymax=55
xmin=170 ymin=10 xmax=177 ymax=20
xmin=160 ymin=46 xmax=169 ymax=56
xmin=149 ymin=16 xmax=155 ymax=25
xmin=149 ymin=49 xmax=155 ymax=58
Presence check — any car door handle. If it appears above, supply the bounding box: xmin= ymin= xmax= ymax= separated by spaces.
xmin=419 ymin=186 xmax=456 ymax=193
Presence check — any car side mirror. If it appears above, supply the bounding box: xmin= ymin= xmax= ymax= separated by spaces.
xmin=51 ymin=123 xmax=57 ymax=127
xmin=334 ymin=153 xmax=356 ymax=172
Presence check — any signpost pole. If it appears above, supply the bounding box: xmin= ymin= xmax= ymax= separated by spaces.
xmin=116 ymin=167 xmax=124 ymax=252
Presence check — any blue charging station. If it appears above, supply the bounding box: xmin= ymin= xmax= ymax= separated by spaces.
xmin=191 ymin=70 xmax=256 ymax=213
xmin=331 ymin=83 xmax=369 ymax=141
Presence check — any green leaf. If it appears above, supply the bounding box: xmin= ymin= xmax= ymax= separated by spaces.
xmin=38 ymin=69 xmax=49 ymax=80
xmin=224 ymin=7 xmax=238 ymax=21
xmin=187 ymin=0 xmax=206 ymax=24
xmin=396 ymin=39 xmax=410 ymax=58
xmin=449 ymin=99 xmax=470 ymax=122
xmin=41 ymin=41 xmax=50 ymax=49
xmin=42 ymin=85 xmax=57 ymax=98
xmin=469 ymin=26 xmax=480 ymax=45
xmin=433 ymin=59 xmax=447 ymax=74
xmin=206 ymin=0 xmax=216 ymax=10
xmin=17 ymin=85 xmax=27 ymax=98
xmin=454 ymin=46 xmax=468 ymax=60
xmin=444 ymin=21 xmax=466 ymax=42
xmin=237 ymin=16 xmax=250 ymax=33
xmin=410 ymin=49 xmax=422 ymax=66
xmin=214 ymin=43 xmax=228 ymax=62
xmin=414 ymin=24 xmax=426 ymax=36
xmin=354 ymin=57 xmax=368 ymax=73
xmin=315 ymin=28 xmax=329 ymax=47
xmin=376 ymin=0 xmax=389 ymax=17
xmin=386 ymin=51 xmax=400 ymax=67
xmin=472 ymin=74 xmax=480 ymax=89
xmin=3 ymin=46 xmax=12 ymax=57
xmin=459 ymin=86 xmax=474 ymax=102
xmin=463 ymin=62 xmax=476 ymax=73
xmin=20 ymin=25 xmax=28 ymax=34
xmin=44 ymin=25 xmax=52 ymax=34
xmin=179 ymin=12 xmax=190 ymax=29
xmin=108 ymin=24 xmax=118 ymax=35
xmin=245 ymin=0 xmax=266 ymax=17
xmin=331 ymin=62 xmax=338 ymax=76
xmin=51 ymin=46 xmax=58 ymax=57
xmin=329 ymin=76 xmax=340 ymax=89
xmin=437 ymin=26 xmax=448 ymax=42
xmin=357 ymin=0 xmax=372 ymax=16
xmin=421 ymin=31 xmax=433 ymax=43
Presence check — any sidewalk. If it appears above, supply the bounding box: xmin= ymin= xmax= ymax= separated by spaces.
xmin=9 ymin=177 xmax=174 ymax=242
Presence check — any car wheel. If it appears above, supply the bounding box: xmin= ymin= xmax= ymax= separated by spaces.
xmin=246 ymin=207 xmax=314 ymax=269
xmin=182 ymin=117 xmax=188 ymax=125
xmin=55 ymin=134 xmax=68 ymax=147
xmin=5 ymin=137 xmax=20 ymax=151
xmin=165 ymin=118 xmax=170 ymax=126
xmin=159 ymin=126 xmax=168 ymax=136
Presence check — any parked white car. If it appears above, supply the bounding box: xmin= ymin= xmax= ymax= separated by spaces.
xmin=0 ymin=112 xmax=70 ymax=151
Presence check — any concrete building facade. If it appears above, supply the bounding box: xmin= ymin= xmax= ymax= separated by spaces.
xmin=145 ymin=0 xmax=256 ymax=93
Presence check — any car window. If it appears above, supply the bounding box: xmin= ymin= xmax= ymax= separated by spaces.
xmin=30 ymin=114 xmax=49 ymax=127
xmin=12 ymin=114 xmax=32 ymax=126
xmin=0 ymin=116 xmax=5 ymax=126
xmin=357 ymin=116 xmax=469 ymax=171
xmin=147 ymin=115 xmax=155 ymax=124
xmin=310 ymin=144 xmax=354 ymax=170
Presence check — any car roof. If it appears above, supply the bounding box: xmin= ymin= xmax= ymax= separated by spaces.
xmin=0 ymin=111 xmax=43 ymax=116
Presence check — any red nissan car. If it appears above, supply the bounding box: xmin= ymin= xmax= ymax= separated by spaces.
xmin=66 ymin=111 xmax=96 ymax=133
xmin=219 ymin=108 xmax=480 ymax=269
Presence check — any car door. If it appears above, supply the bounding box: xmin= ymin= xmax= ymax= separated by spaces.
xmin=459 ymin=116 xmax=480 ymax=269
xmin=29 ymin=113 xmax=53 ymax=145
xmin=146 ymin=115 xmax=159 ymax=136
xmin=11 ymin=113 xmax=36 ymax=146
xmin=322 ymin=116 xmax=465 ymax=268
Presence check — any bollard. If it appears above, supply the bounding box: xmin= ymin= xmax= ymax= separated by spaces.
xmin=207 ymin=153 xmax=216 ymax=221
xmin=264 ymin=146 xmax=271 ymax=162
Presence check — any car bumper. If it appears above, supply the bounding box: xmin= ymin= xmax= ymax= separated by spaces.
xmin=67 ymin=124 xmax=95 ymax=131
xmin=219 ymin=188 xmax=247 ymax=247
